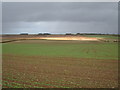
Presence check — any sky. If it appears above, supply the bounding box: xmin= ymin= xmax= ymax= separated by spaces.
xmin=0 ymin=2 xmax=1 ymax=34
xmin=2 ymin=2 xmax=118 ymax=34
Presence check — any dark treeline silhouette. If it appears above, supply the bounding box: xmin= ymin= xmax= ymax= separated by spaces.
xmin=76 ymin=33 xmax=119 ymax=36
xmin=38 ymin=33 xmax=43 ymax=35
xmin=20 ymin=33 xmax=28 ymax=35
xmin=76 ymin=33 xmax=104 ymax=35
xmin=37 ymin=33 xmax=51 ymax=35
xmin=15 ymin=33 xmax=120 ymax=36
xmin=65 ymin=33 xmax=72 ymax=35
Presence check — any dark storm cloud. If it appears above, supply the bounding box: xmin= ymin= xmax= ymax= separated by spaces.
xmin=2 ymin=2 xmax=118 ymax=34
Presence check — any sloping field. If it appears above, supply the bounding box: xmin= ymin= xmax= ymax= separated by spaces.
xmin=2 ymin=40 xmax=118 ymax=88
xmin=2 ymin=40 xmax=118 ymax=60
xmin=2 ymin=35 xmax=101 ymax=41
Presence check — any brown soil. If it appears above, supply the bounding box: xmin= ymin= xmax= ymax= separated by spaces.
xmin=2 ymin=35 xmax=101 ymax=41
xmin=2 ymin=54 xmax=118 ymax=88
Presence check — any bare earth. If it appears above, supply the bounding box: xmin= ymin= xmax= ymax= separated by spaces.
xmin=3 ymin=54 xmax=118 ymax=88
xmin=2 ymin=35 xmax=101 ymax=41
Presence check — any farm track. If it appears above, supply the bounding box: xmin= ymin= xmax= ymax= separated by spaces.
xmin=1 ymin=39 xmax=24 ymax=43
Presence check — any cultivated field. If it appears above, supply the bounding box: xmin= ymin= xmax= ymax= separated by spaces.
xmin=2 ymin=35 xmax=119 ymax=88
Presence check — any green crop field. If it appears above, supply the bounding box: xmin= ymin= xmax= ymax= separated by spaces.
xmin=3 ymin=41 xmax=118 ymax=60
xmin=2 ymin=37 xmax=119 ymax=88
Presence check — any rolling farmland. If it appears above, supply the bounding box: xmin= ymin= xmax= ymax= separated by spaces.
xmin=2 ymin=35 xmax=119 ymax=88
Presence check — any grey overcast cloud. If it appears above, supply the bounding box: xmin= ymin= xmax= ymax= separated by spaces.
xmin=2 ymin=2 xmax=118 ymax=34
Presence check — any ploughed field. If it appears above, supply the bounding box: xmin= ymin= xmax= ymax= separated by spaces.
xmin=2 ymin=35 xmax=99 ymax=41
xmin=2 ymin=35 xmax=119 ymax=88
